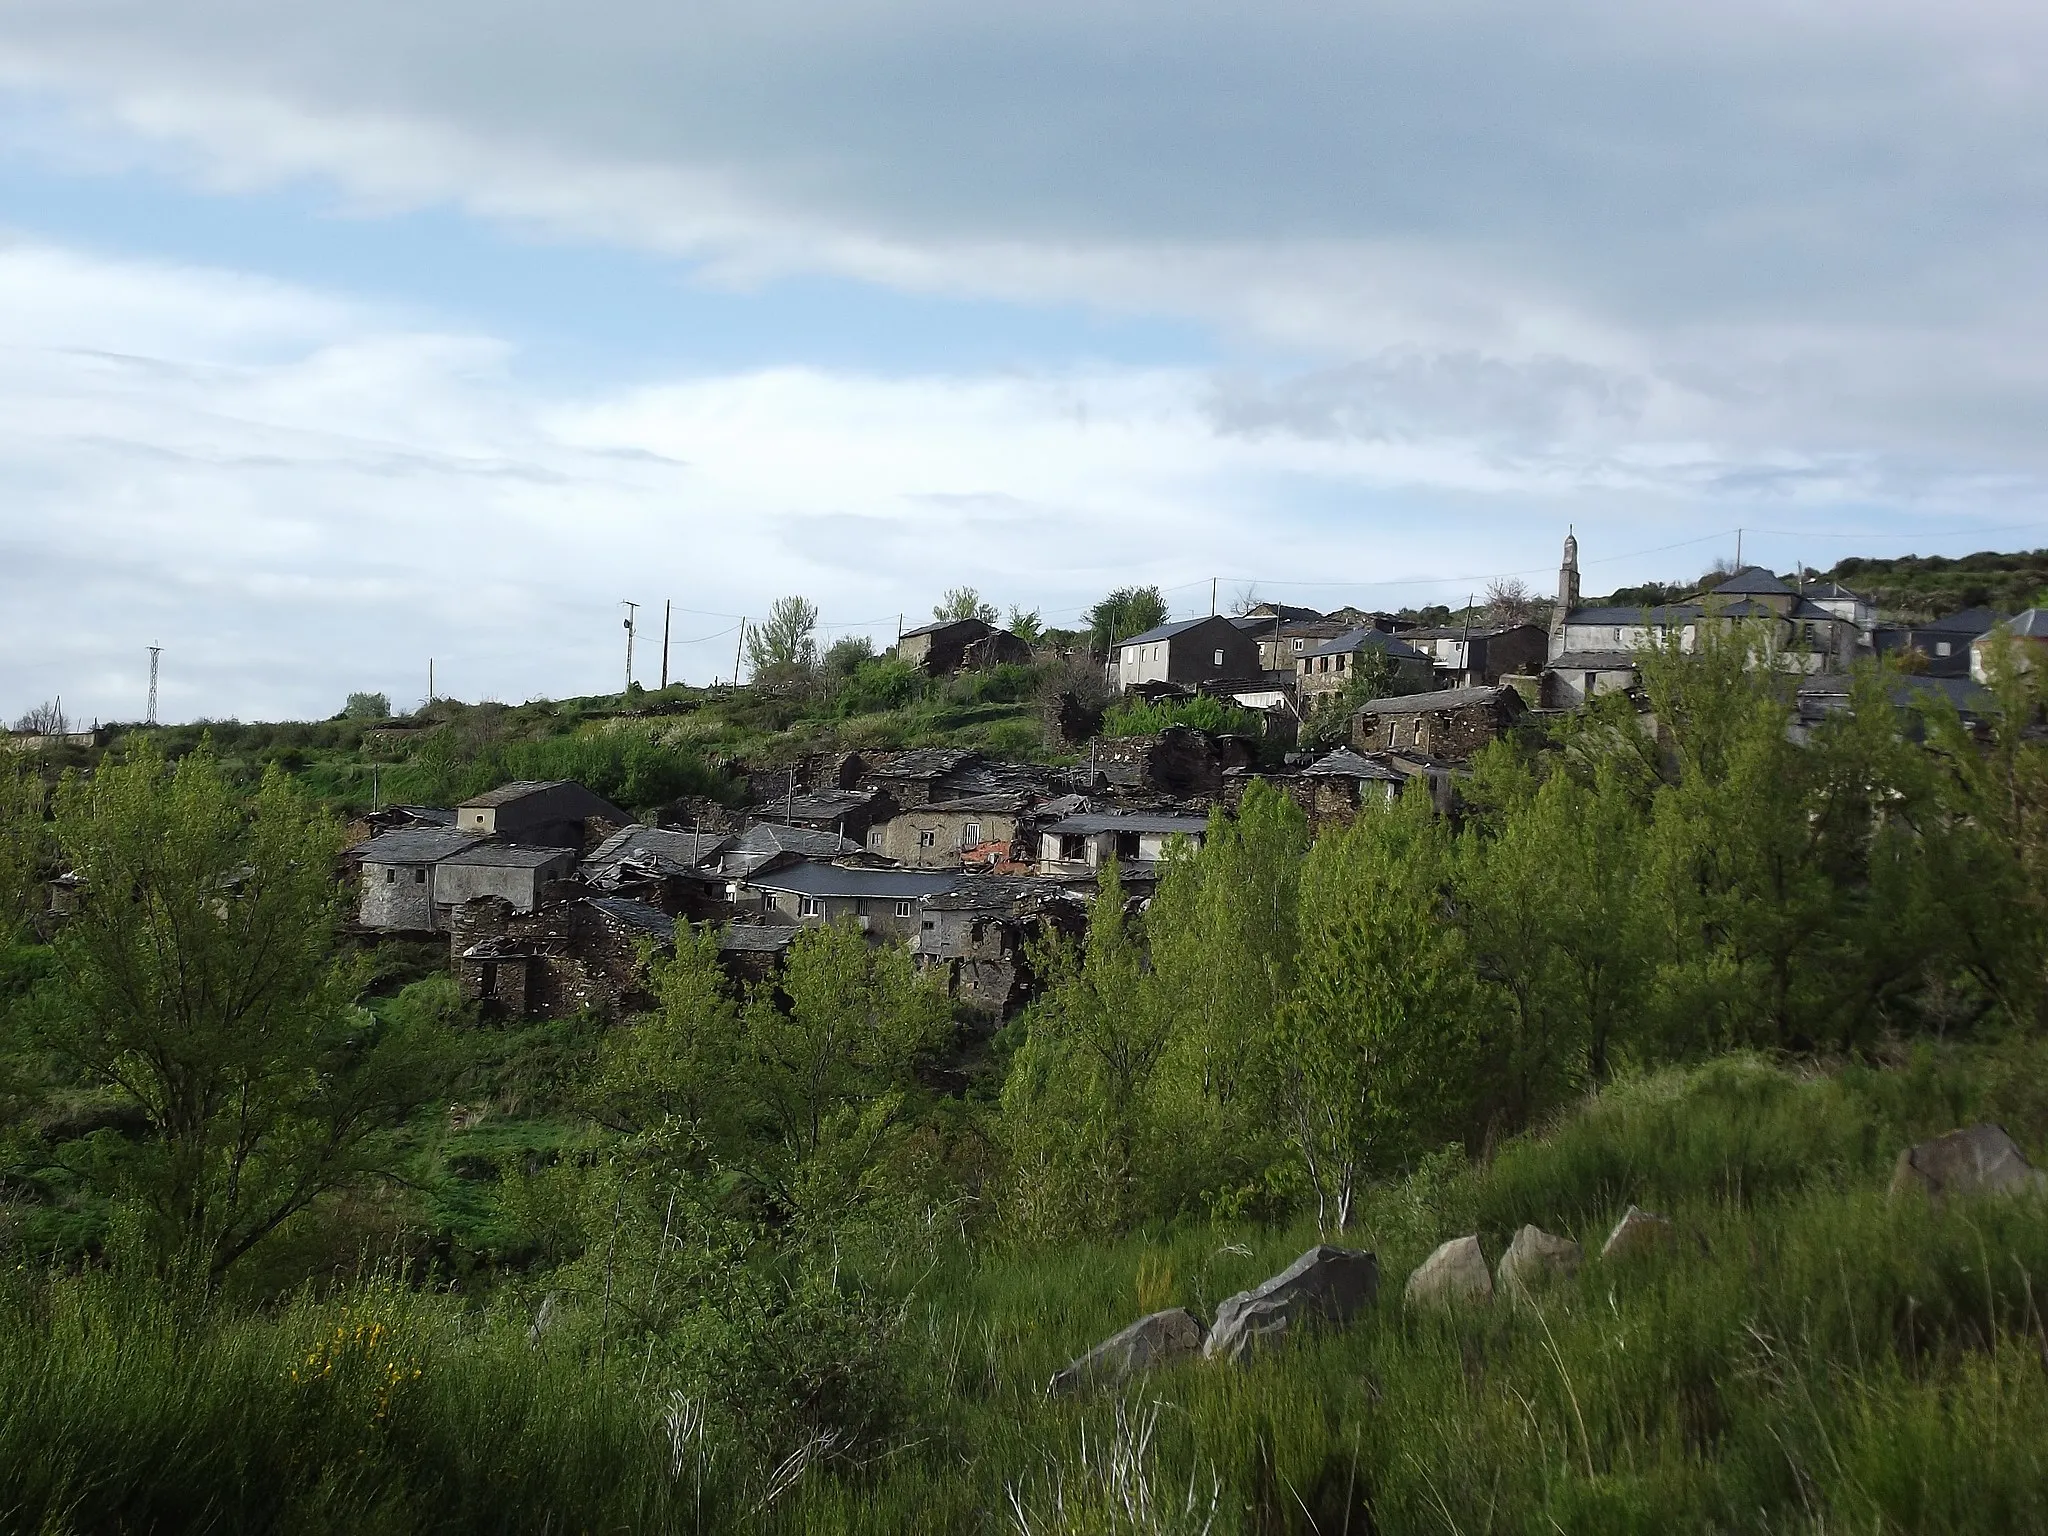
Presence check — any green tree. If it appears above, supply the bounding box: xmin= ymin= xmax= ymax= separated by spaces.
xmin=0 ymin=764 xmax=44 ymax=940
xmin=342 ymin=691 xmax=391 ymax=720
xmin=933 ymin=587 xmax=999 ymax=625
xmin=747 ymin=596 xmax=820 ymax=680
xmin=822 ymin=634 xmax=876 ymax=677
xmin=1006 ymin=606 xmax=1044 ymax=646
xmin=23 ymin=743 xmax=457 ymax=1282
xmin=587 ymin=924 xmax=742 ymax=1140
xmin=1087 ymin=586 xmax=1168 ymax=655
xmin=1279 ymin=789 xmax=1478 ymax=1229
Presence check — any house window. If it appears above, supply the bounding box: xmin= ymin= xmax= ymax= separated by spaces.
xmin=1613 ymin=627 xmax=1623 ymax=643
xmin=1936 ymin=640 xmax=1952 ymax=657
xmin=1115 ymin=831 xmax=1141 ymax=861
xmin=763 ymin=892 xmax=779 ymax=911
xmin=895 ymin=900 xmax=913 ymax=919
xmin=1212 ymin=648 xmax=1224 ymax=666
xmin=1059 ymin=833 xmax=1087 ymax=861
xmin=1293 ymin=638 xmax=1304 ymax=651
xmin=855 ymin=898 xmax=870 ymax=916
xmin=963 ymin=822 xmax=982 ymax=846
xmin=385 ymin=868 xmax=396 ymax=883
xmin=1336 ymin=654 xmax=1348 ymax=671
xmin=799 ymin=895 xmax=821 ymax=918
xmin=917 ymin=829 xmax=937 ymax=849
xmin=414 ymin=868 xmax=426 ymax=883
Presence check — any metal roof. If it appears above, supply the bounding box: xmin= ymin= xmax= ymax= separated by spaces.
xmin=1357 ymin=685 xmax=1515 ymax=714
xmin=738 ymin=860 xmax=962 ymax=899
xmin=1043 ymin=811 xmax=1210 ymax=836
xmin=355 ymin=828 xmax=488 ymax=865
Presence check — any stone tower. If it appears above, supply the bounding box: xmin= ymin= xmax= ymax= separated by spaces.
xmin=1553 ymin=529 xmax=1580 ymax=637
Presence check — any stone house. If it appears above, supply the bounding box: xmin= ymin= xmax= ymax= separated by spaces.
xmin=1088 ymin=725 xmax=1249 ymax=798
xmin=732 ymin=859 xmax=961 ymax=943
xmin=897 ymin=618 xmax=1031 ymax=675
xmin=1249 ymin=618 xmax=1347 ymax=676
xmin=1037 ymin=810 xmax=1209 ymax=876
xmin=452 ymin=893 xmax=676 ymax=1020
xmin=747 ymin=787 xmax=893 ymax=844
xmin=433 ymin=844 xmax=581 ymax=921
xmin=1296 ymin=747 xmax=1408 ymax=825
xmin=857 ymin=748 xmax=982 ymax=808
xmin=1971 ymin=609 xmax=2048 ymax=682
xmin=912 ymin=875 xmax=1088 ymax=1017
xmin=866 ymin=793 xmax=1026 ymax=869
xmin=454 ymin=781 xmax=630 ymax=850
xmin=1350 ymin=684 xmax=1525 ymax=761
xmin=1401 ymin=623 xmax=1548 ymax=688
xmin=717 ymin=922 xmax=798 ymax=983
xmin=1295 ymin=629 xmax=1433 ymax=700
xmin=1113 ymin=616 xmax=1263 ymax=692
xmin=355 ymin=827 xmax=489 ymax=931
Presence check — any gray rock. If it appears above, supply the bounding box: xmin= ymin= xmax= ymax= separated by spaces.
xmin=1496 ymin=1225 xmax=1583 ymax=1296
xmin=1891 ymin=1124 xmax=2048 ymax=1205
xmin=1404 ymin=1235 xmax=1493 ymax=1309
xmin=1202 ymin=1245 xmax=1378 ymax=1363
xmin=1600 ymin=1205 xmax=1675 ymax=1261
xmin=1047 ymin=1308 xmax=1207 ymax=1395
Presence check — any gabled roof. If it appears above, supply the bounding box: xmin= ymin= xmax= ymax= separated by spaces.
xmin=585 ymin=825 xmax=732 ymax=874
xmin=585 ymin=896 xmax=678 ymax=942
xmin=1116 ymin=615 xmax=1238 ymax=649
xmin=1239 ymin=602 xmax=1324 ymax=623
xmin=1301 ymin=747 xmax=1406 ymax=781
xmin=899 ymin=616 xmax=991 ymax=640
xmin=1357 ymin=684 xmax=1519 ymax=714
xmin=924 ymin=875 xmax=1084 ymax=913
xmin=1802 ymin=579 xmax=1868 ymax=602
xmin=1916 ymin=606 xmax=2009 ymax=635
xmin=862 ymin=747 xmax=978 ymax=780
xmin=456 ymin=780 xmax=567 ymax=809
xmin=2002 ymin=608 xmax=2048 ymax=639
xmin=729 ymin=823 xmax=864 ymax=859
xmin=355 ymin=828 xmax=488 ymax=864
xmin=1564 ymin=603 xmax=1701 ymax=626
xmin=1303 ymin=628 xmax=1429 ymax=661
xmin=738 ymin=860 xmax=962 ymax=900
xmin=719 ymin=923 xmax=798 ymax=954
xmin=1708 ymin=566 xmax=1797 ymax=597
xmin=440 ymin=843 xmax=580 ymax=870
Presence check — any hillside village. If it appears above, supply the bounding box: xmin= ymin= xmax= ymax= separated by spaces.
xmin=159 ymin=534 xmax=2044 ymax=1033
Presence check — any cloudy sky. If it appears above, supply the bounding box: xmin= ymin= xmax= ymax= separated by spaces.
xmin=4 ymin=1 xmax=2047 ymax=723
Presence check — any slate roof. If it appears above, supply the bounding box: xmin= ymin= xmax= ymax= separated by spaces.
xmin=1116 ymin=616 xmax=1224 ymax=649
xmin=861 ymin=748 xmax=978 ymax=780
xmin=729 ymin=823 xmax=864 ymax=859
xmin=738 ymin=860 xmax=962 ymax=900
xmin=1549 ymin=651 xmax=1645 ymax=672
xmin=2004 ymin=608 xmax=2048 ymax=638
xmin=585 ymin=825 xmax=731 ymax=871
xmin=1357 ymin=685 xmax=1516 ymax=714
xmin=1708 ymin=566 xmax=1797 ymax=597
xmin=1402 ymin=623 xmax=1533 ymax=641
xmin=923 ymin=875 xmax=1083 ymax=913
xmin=1916 ymin=606 xmax=2009 ymax=635
xmin=1302 ymin=628 xmax=1430 ymax=661
xmin=355 ymin=828 xmax=488 ymax=865
xmin=439 ymin=843 xmax=580 ymax=870
xmin=1301 ymin=748 xmax=1407 ymax=781
xmin=1563 ymin=603 xmax=1700 ymax=626
xmin=719 ymin=923 xmax=798 ymax=953
xmin=1042 ymin=811 xmax=1211 ymax=837
xmin=755 ymin=789 xmax=880 ymax=823
xmin=899 ymin=617 xmax=988 ymax=640
xmin=456 ymin=780 xmax=565 ymax=809
xmin=1803 ymin=580 xmax=1868 ymax=602
xmin=585 ymin=896 xmax=677 ymax=942
xmin=1239 ymin=603 xmax=1325 ymax=623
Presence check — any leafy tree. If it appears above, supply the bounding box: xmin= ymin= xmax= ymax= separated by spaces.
xmin=342 ymin=691 xmax=391 ymax=720
xmin=747 ymin=596 xmax=820 ymax=680
xmin=1087 ymin=586 xmax=1168 ymax=655
xmin=822 ymin=634 xmax=877 ymax=677
xmin=933 ymin=587 xmax=999 ymax=625
xmin=1278 ymin=789 xmax=1478 ymax=1229
xmin=21 ymin=743 xmax=458 ymax=1282
xmin=0 ymin=765 xmax=44 ymax=940
xmin=587 ymin=924 xmax=742 ymax=1140
xmin=1006 ymin=606 xmax=1044 ymax=646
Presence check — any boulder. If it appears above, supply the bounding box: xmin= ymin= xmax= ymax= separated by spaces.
xmin=1601 ymin=1205 xmax=1675 ymax=1261
xmin=1495 ymin=1225 xmax=1583 ymax=1296
xmin=1047 ymin=1308 xmax=1207 ymax=1395
xmin=1890 ymin=1124 xmax=2048 ymax=1205
xmin=1202 ymin=1245 xmax=1378 ymax=1363
xmin=1404 ymin=1236 xmax=1493 ymax=1309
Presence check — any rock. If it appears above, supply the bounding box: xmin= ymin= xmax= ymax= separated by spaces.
xmin=1404 ymin=1236 xmax=1493 ymax=1309
xmin=1495 ymin=1225 xmax=1583 ymax=1296
xmin=1047 ymin=1308 xmax=1207 ymax=1395
xmin=1600 ymin=1206 xmax=1675 ymax=1261
xmin=1202 ymin=1245 xmax=1378 ymax=1363
xmin=1890 ymin=1124 xmax=2048 ymax=1205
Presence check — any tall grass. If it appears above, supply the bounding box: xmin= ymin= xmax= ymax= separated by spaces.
xmin=8 ymin=1050 xmax=2048 ymax=1532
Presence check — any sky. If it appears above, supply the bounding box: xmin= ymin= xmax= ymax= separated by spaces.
xmin=3 ymin=0 xmax=2048 ymax=723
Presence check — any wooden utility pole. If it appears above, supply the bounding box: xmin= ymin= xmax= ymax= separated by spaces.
xmin=732 ymin=620 xmax=748 ymax=686
xmin=1211 ymin=577 xmax=1218 ymax=617
xmin=659 ymin=600 xmax=671 ymax=689
xmin=621 ymin=601 xmax=639 ymax=693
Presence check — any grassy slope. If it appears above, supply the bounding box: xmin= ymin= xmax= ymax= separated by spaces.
xmin=8 ymin=1044 xmax=2048 ymax=1533
xmin=1823 ymin=550 xmax=2048 ymax=621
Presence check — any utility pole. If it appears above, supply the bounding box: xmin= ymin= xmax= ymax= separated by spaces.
xmin=659 ymin=600 xmax=671 ymax=689
xmin=621 ymin=601 xmax=639 ymax=694
xmin=732 ymin=619 xmax=748 ymax=686
xmin=1460 ymin=594 xmax=1473 ymax=687
xmin=1211 ymin=577 xmax=1218 ymax=617
xmin=146 ymin=645 xmax=161 ymax=726
xmin=1735 ymin=528 xmax=1744 ymax=570
xmin=428 ymin=658 xmax=435 ymax=704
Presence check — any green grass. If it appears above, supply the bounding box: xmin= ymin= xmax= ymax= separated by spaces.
xmin=9 ymin=1047 xmax=2048 ymax=1532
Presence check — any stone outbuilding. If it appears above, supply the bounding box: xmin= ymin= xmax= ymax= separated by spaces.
xmin=866 ymin=793 xmax=1027 ymax=870
xmin=897 ymin=618 xmax=1031 ymax=675
xmin=1088 ymin=725 xmax=1249 ymax=798
xmin=355 ymin=827 xmax=489 ymax=931
xmin=451 ymin=893 xmax=676 ymax=1020
xmin=912 ymin=874 xmax=1088 ymax=1017
xmin=1351 ymin=684 xmax=1525 ymax=761
xmin=454 ymin=781 xmax=630 ymax=850
xmin=1113 ymin=615 xmax=1263 ymax=693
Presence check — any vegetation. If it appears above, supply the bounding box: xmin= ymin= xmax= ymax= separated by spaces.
xmin=8 ymin=631 xmax=2048 ymax=1528
xmin=1828 ymin=548 xmax=2048 ymax=618
xmin=1087 ymin=585 xmax=1169 ymax=654
xmin=1099 ymin=692 xmax=1262 ymax=739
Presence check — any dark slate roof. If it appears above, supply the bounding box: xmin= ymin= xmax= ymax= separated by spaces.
xmin=1708 ymin=566 xmax=1797 ymax=597
xmin=1548 ymin=651 xmax=1644 ymax=671
xmin=1240 ymin=603 xmax=1324 ymax=623
xmin=923 ymin=875 xmax=1083 ymax=913
xmin=739 ymin=860 xmax=962 ymax=900
xmin=388 ymin=805 xmax=456 ymax=826
xmin=585 ymin=825 xmax=732 ymax=872
xmin=585 ymin=896 xmax=678 ymax=942
xmin=719 ymin=923 xmax=798 ymax=953
xmin=1564 ymin=603 xmax=1701 ymax=625
xmin=440 ymin=843 xmax=580 ymax=870
xmin=905 ymin=793 xmax=1029 ymax=815
xmin=1357 ymin=685 xmax=1515 ymax=714
xmin=1798 ymin=672 xmax=1998 ymax=717
xmin=729 ymin=823 xmax=864 ymax=859
xmin=1917 ymin=606 xmax=2009 ymax=635
xmin=862 ymin=747 xmax=978 ymax=780
xmin=456 ymin=780 xmax=566 ymax=808
xmin=754 ymin=789 xmax=879 ymax=822
xmin=1302 ymin=628 xmax=1430 ymax=661
xmin=1401 ymin=624 xmax=1532 ymax=641
xmin=1116 ymin=616 xmax=1220 ymax=648
xmin=355 ymin=828 xmax=488 ymax=864
xmin=1042 ymin=811 xmax=1211 ymax=836
xmin=899 ymin=616 xmax=988 ymax=640
xmin=1301 ymin=748 xmax=1407 ymax=781
xmin=1803 ymin=580 xmax=1868 ymax=602
xmin=2007 ymin=608 xmax=2048 ymax=638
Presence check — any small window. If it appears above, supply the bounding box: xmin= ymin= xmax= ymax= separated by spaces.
xmin=763 ymin=892 xmax=779 ymax=911
xmin=1936 ymin=640 xmax=1952 ymax=658
xmin=1213 ymin=648 xmax=1224 ymax=666
xmin=799 ymin=895 xmax=821 ymax=918
xmin=1116 ymin=831 xmax=1141 ymax=860
xmin=1613 ymin=627 xmax=1623 ymax=643
xmin=1337 ymin=654 xmax=1348 ymax=671
xmin=917 ymin=829 xmax=937 ymax=849
xmin=963 ymin=822 xmax=982 ymax=846
xmin=385 ymin=868 xmax=396 ymax=883
xmin=855 ymin=897 xmax=869 ymax=916
xmin=895 ymin=900 xmax=913 ymax=919
xmin=1294 ymin=637 xmax=1304 ymax=651
xmin=414 ymin=868 xmax=426 ymax=883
